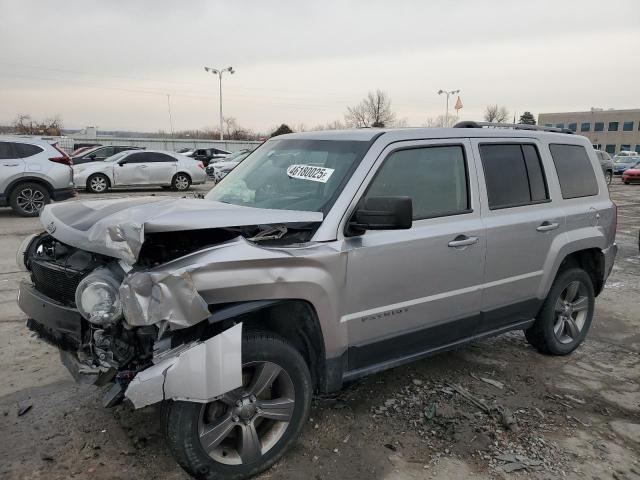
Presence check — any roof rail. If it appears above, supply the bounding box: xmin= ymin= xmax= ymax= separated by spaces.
xmin=454 ymin=121 xmax=574 ymax=135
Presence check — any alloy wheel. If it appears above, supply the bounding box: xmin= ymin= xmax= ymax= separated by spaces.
xmin=553 ymin=280 xmax=589 ymax=344
xmin=174 ymin=174 xmax=189 ymax=191
xmin=198 ymin=361 xmax=295 ymax=465
xmin=16 ymin=187 xmax=45 ymax=214
xmin=90 ymin=176 xmax=107 ymax=192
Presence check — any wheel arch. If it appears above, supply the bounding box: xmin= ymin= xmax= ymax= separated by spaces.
xmin=6 ymin=176 xmax=55 ymax=198
xmin=545 ymin=247 xmax=606 ymax=298
xmin=208 ymin=299 xmax=329 ymax=393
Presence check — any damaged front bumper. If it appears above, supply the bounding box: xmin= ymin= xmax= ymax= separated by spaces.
xmin=19 ymin=278 xmax=243 ymax=409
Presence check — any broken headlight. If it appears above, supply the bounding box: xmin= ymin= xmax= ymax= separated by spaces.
xmin=75 ymin=269 xmax=123 ymax=325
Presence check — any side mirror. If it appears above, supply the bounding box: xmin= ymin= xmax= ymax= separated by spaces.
xmin=117 ymin=160 xmax=126 ymax=166
xmin=347 ymin=196 xmax=412 ymax=236
xmin=88 ymin=154 xmax=96 ymax=159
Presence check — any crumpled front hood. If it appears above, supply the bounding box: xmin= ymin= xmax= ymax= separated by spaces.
xmin=40 ymin=196 xmax=323 ymax=263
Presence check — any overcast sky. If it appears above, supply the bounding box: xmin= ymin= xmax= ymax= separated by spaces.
xmin=0 ymin=0 xmax=638 ymax=133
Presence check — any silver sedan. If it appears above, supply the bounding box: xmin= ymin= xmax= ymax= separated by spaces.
xmin=73 ymin=150 xmax=207 ymax=193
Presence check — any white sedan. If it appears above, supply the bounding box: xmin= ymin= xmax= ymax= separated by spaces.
xmin=73 ymin=150 xmax=207 ymax=193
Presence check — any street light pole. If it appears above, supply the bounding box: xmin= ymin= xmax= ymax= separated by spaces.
xmin=204 ymin=66 xmax=235 ymax=141
xmin=437 ymin=89 xmax=460 ymax=126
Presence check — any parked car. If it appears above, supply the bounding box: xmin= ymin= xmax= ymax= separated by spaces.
xmin=622 ymin=167 xmax=640 ymax=184
xmin=613 ymin=152 xmax=640 ymax=175
xmin=206 ymin=149 xmax=251 ymax=182
xmin=594 ymin=149 xmax=614 ymax=184
xmin=17 ymin=123 xmax=617 ymax=479
xmin=70 ymin=146 xmax=96 ymax=156
xmin=72 ymin=142 xmax=101 ymax=152
xmin=0 ymin=136 xmax=75 ymax=216
xmin=73 ymin=150 xmax=206 ymax=193
xmin=73 ymin=145 xmax=144 ymax=165
xmin=190 ymin=147 xmax=231 ymax=166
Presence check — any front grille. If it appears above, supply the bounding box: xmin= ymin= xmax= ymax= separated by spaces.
xmin=31 ymin=259 xmax=85 ymax=305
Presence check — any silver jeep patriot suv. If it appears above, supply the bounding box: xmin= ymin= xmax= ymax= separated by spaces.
xmin=17 ymin=122 xmax=617 ymax=479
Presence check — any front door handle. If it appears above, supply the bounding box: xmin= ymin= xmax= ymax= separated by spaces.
xmin=139 ymin=164 xmax=148 ymax=168
xmin=3 ymin=163 xmax=20 ymax=167
xmin=536 ymin=221 xmax=559 ymax=232
xmin=448 ymin=235 xmax=479 ymax=248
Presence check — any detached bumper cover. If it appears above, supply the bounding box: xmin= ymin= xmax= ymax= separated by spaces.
xmin=125 ymin=323 xmax=243 ymax=409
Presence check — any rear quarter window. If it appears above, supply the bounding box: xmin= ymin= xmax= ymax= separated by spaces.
xmin=13 ymin=143 xmax=43 ymax=158
xmin=549 ymin=144 xmax=599 ymax=199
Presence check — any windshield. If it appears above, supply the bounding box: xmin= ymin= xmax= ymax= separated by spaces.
xmin=205 ymin=139 xmax=369 ymax=212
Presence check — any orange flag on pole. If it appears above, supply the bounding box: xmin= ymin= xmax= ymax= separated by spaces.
xmin=454 ymin=96 xmax=463 ymax=111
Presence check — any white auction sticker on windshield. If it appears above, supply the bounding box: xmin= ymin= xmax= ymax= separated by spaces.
xmin=286 ymin=164 xmax=335 ymax=183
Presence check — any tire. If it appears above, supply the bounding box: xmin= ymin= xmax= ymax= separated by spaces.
xmin=605 ymin=171 xmax=612 ymax=185
xmin=525 ymin=268 xmax=595 ymax=355
xmin=624 ymin=181 xmax=630 ymax=185
xmin=163 ymin=332 xmax=312 ymax=480
xmin=9 ymin=182 xmax=50 ymax=217
xmin=87 ymin=173 xmax=110 ymax=193
xmin=172 ymin=173 xmax=191 ymax=191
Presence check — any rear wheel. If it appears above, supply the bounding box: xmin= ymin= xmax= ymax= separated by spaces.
xmin=9 ymin=182 xmax=50 ymax=216
xmin=163 ymin=332 xmax=312 ymax=480
xmin=87 ymin=173 xmax=109 ymax=193
xmin=525 ymin=268 xmax=594 ymax=355
xmin=172 ymin=173 xmax=191 ymax=191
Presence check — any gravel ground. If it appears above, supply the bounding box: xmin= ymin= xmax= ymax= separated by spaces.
xmin=0 ymin=180 xmax=638 ymax=480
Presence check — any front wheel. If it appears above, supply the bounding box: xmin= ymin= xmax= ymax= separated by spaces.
xmin=525 ymin=268 xmax=595 ymax=355
xmin=163 ymin=332 xmax=312 ymax=480
xmin=87 ymin=173 xmax=109 ymax=193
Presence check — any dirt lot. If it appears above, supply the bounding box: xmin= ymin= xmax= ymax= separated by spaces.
xmin=0 ymin=181 xmax=638 ymax=480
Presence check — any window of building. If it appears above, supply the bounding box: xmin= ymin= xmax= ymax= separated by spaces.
xmin=365 ymin=145 xmax=470 ymax=220
xmin=621 ymin=144 xmax=631 ymax=152
xmin=580 ymin=122 xmax=590 ymax=132
xmin=605 ymin=144 xmax=616 ymax=154
xmin=549 ymin=144 xmax=599 ymax=199
xmin=594 ymin=122 xmax=604 ymax=132
xmin=544 ymin=123 xmax=553 ymax=127
xmin=568 ymin=123 xmax=577 ymax=132
xmin=556 ymin=123 xmax=565 ymax=129
xmin=608 ymin=121 xmax=619 ymax=132
xmin=635 ymin=145 xmax=640 ymax=154
xmin=593 ymin=144 xmax=602 ymax=150
xmin=479 ymin=144 xmax=549 ymax=209
xmin=623 ymin=121 xmax=634 ymax=131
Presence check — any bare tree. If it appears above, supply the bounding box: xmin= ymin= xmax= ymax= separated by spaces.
xmin=13 ymin=114 xmax=63 ymax=136
xmin=345 ymin=90 xmax=396 ymax=128
xmin=483 ymin=105 xmax=509 ymax=123
xmin=311 ymin=119 xmax=347 ymax=131
xmin=423 ymin=115 xmax=458 ymax=128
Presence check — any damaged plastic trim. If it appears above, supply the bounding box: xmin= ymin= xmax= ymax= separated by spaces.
xmin=125 ymin=323 xmax=243 ymax=409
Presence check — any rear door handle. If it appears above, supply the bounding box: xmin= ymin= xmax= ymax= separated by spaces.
xmin=448 ymin=235 xmax=479 ymax=248
xmin=3 ymin=163 xmax=20 ymax=167
xmin=536 ymin=221 xmax=559 ymax=232
xmin=139 ymin=164 xmax=148 ymax=168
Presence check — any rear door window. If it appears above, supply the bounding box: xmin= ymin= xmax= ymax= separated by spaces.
xmin=549 ymin=144 xmax=599 ymax=199
xmin=479 ymin=143 xmax=549 ymax=209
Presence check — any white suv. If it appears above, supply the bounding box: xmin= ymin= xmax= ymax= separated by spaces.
xmin=0 ymin=136 xmax=75 ymax=216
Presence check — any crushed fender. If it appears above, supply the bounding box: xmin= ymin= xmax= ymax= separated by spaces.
xmin=125 ymin=323 xmax=243 ymax=409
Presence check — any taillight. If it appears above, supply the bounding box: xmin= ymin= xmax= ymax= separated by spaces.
xmin=49 ymin=144 xmax=73 ymax=166
xmin=197 ymin=162 xmax=205 ymax=170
